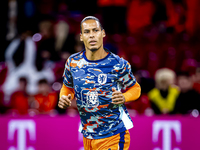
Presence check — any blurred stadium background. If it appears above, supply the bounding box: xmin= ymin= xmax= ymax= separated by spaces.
xmin=0 ymin=0 xmax=200 ymax=150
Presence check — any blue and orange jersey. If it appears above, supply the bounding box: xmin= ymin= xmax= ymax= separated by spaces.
xmin=63 ymin=49 xmax=136 ymax=139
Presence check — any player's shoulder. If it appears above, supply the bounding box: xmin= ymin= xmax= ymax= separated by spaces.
xmin=67 ymin=50 xmax=84 ymax=61
xmin=109 ymin=51 xmax=129 ymax=66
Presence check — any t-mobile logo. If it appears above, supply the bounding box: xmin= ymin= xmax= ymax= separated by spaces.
xmin=152 ymin=120 xmax=181 ymax=150
xmin=8 ymin=120 xmax=36 ymax=150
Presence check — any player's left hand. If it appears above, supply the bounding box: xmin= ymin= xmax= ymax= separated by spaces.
xmin=111 ymin=88 xmax=125 ymax=104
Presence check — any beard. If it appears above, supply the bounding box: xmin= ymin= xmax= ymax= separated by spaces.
xmin=87 ymin=44 xmax=102 ymax=52
xmin=89 ymin=48 xmax=98 ymax=52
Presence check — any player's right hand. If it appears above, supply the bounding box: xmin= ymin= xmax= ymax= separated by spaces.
xmin=58 ymin=94 xmax=72 ymax=109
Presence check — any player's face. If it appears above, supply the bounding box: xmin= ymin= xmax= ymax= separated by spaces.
xmin=80 ymin=19 xmax=105 ymax=52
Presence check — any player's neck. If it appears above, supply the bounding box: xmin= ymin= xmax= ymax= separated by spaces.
xmin=85 ymin=47 xmax=107 ymax=61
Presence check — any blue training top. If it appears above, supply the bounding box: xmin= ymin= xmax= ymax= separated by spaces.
xmin=63 ymin=49 xmax=136 ymax=139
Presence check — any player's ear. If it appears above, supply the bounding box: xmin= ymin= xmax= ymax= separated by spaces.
xmin=80 ymin=33 xmax=83 ymax=41
xmin=102 ymin=29 xmax=106 ymax=38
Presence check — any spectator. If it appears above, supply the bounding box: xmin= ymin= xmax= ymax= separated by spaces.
xmin=31 ymin=79 xmax=58 ymax=114
xmin=9 ymin=77 xmax=30 ymax=115
xmin=3 ymin=31 xmax=37 ymax=99
xmin=173 ymin=71 xmax=200 ymax=115
xmin=148 ymin=68 xmax=180 ymax=114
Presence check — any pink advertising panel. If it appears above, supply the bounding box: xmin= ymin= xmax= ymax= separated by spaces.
xmin=0 ymin=115 xmax=200 ymax=150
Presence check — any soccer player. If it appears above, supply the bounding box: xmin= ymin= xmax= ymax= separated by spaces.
xmin=58 ymin=16 xmax=141 ymax=150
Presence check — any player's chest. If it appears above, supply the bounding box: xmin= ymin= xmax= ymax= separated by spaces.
xmin=71 ymin=65 xmax=118 ymax=86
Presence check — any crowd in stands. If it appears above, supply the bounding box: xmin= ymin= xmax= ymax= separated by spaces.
xmin=0 ymin=0 xmax=200 ymax=117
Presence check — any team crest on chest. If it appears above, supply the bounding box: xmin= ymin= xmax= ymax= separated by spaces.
xmin=86 ymin=91 xmax=99 ymax=107
xmin=98 ymin=74 xmax=107 ymax=84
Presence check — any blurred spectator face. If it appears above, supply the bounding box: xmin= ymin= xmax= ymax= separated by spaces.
xmin=41 ymin=50 xmax=51 ymax=60
xmin=19 ymin=78 xmax=27 ymax=91
xmin=155 ymin=68 xmax=176 ymax=91
xmin=177 ymin=75 xmax=192 ymax=92
xmin=39 ymin=20 xmax=54 ymax=38
xmin=38 ymin=82 xmax=50 ymax=95
xmin=157 ymin=79 xmax=170 ymax=91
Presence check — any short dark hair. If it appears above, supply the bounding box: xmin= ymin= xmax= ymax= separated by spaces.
xmin=80 ymin=16 xmax=103 ymax=33
xmin=38 ymin=78 xmax=48 ymax=85
xmin=176 ymin=71 xmax=190 ymax=77
xmin=19 ymin=77 xmax=28 ymax=85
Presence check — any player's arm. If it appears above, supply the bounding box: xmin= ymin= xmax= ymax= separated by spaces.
xmin=112 ymin=58 xmax=141 ymax=104
xmin=122 ymin=81 xmax=141 ymax=102
xmin=58 ymin=84 xmax=75 ymax=109
xmin=112 ymin=82 xmax=141 ymax=104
